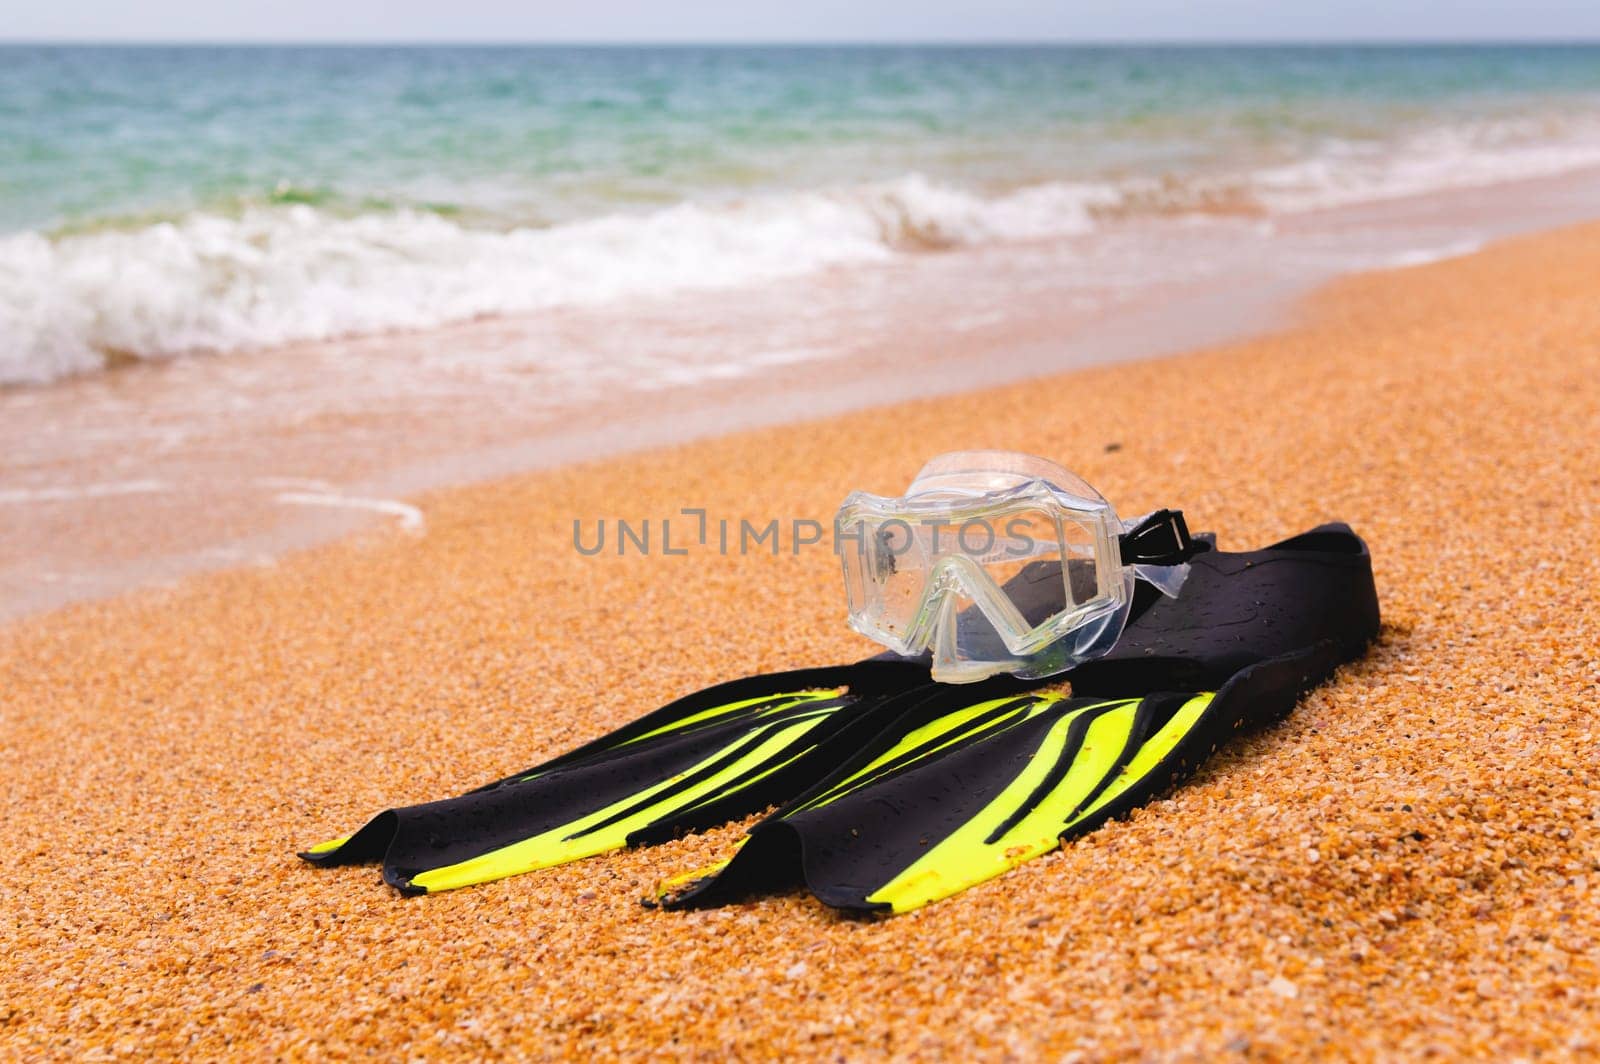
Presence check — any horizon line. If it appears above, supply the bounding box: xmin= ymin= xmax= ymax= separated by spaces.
xmin=5 ymin=37 xmax=1600 ymax=48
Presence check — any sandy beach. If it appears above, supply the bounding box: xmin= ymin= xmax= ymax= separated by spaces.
xmin=1 ymin=217 xmax=1596 ymax=1059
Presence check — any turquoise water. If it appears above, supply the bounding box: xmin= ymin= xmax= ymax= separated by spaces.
xmin=7 ymin=44 xmax=1600 ymax=231
xmin=3 ymin=44 xmax=1600 ymax=383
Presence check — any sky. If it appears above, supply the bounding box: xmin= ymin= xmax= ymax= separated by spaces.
xmin=7 ymin=0 xmax=1600 ymax=43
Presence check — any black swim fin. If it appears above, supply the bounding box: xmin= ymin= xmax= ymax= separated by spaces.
xmin=299 ymin=659 xmax=944 ymax=893
xmin=654 ymin=524 xmax=1379 ymax=914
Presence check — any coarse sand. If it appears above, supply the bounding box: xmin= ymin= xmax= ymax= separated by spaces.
xmin=2 ymin=223 xmax=1598 ymax=1060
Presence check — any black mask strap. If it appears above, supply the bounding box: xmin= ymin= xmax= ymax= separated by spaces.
xmin=1118 ymin=509 xmax=1195 ymax=566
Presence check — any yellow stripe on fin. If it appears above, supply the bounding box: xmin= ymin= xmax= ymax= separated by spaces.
xmin=654 ymin=839 xmax=746 ymax=903
xmin=866 ymin=700 xmax=1140 ymax=913
xmin=612 ymin=688 xmax=845 ymax=750
xmin=1061 ymin=693 xmax=1215 ymax=831
xmin=412 ymin=716 xmax=833 ymax=893
xmin=305 ymin=834 xmax=350 ymax=855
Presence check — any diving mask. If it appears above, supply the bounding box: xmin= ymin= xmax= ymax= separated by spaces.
xmin=835 ymin=451 xmax=1195 ymax=683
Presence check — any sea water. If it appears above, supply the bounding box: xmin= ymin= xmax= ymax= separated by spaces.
xmin=4 ymin=43 xmax=1600 ymax=385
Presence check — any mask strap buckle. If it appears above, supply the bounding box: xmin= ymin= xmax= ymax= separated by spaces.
xmin=1118 ymin=509 xmax=1194 ymax=566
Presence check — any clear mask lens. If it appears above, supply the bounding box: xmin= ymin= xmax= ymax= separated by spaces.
xmin=837 ymin=451 xmax=1142 ymax=683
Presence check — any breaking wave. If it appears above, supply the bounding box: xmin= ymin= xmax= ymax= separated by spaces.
xmin=0 ymin=175 xmax=1114 ymax=385
xmin=5 ymin=115 xmax=1600 ymax=386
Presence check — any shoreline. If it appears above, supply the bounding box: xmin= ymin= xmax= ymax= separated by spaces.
xmin=8 ymin=165 xmax=1600 ymax=624
xmin=2 ymin=215 xmax=1597 ymax=1057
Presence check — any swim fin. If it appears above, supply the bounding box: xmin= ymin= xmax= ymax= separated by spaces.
xmin=299 ymin=659 xmax=946 ymax=893
xmin=654 ymin=524 xmax=1379 ymax=914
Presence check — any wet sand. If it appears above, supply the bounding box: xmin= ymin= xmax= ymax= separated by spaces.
xmin=9 ymin=165 xmax=1600 ymax=623
xmin=2 ymin=222 xmax=1598 ymax=1059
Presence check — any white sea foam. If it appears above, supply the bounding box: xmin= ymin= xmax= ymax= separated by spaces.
xmin=1250 ymin=119 xmax=1600 ymax=213
xmin=5 ymin=118 xmax=1600 ymax=387
xmin=0 ymin=480 xmax=170 ymax=504
xmin=1377 ymin=239 xmax=1487 ymax=271
xmin=274 ymin=491 xmax=426 ymax=534
xmin=0 ymin=175 xmax=1111 ymax=386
